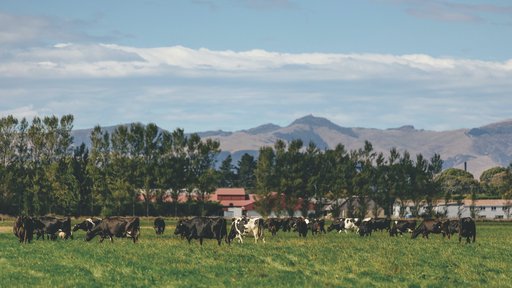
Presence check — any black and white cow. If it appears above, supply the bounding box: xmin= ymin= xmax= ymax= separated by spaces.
xmin=86 ymin=217 xmax=140 ymax=243
xmin=327 ymin=218 xmax=345 ymax=233
xmin=343 ymin=218 xmax=360 ymax=233
xmin=358 ymin=218 xmax=374 ymax=237
xmin=34 ymin=216 xmax=72 ymax=240
xmin=389 ymin=220 xmax=417 ymax=237
xmin=72 ymin=217 xmax=102 ymax=233
xmin=228 ymin=217 xmax=265 ymax=244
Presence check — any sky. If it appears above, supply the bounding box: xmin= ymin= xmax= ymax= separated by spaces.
xmin=1 ymin=0 xmax=512 ymax=132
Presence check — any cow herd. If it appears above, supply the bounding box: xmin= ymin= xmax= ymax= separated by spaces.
xmin=13 ymin=216 xmax=140 ymax=244
xmin=12 ymin=215 xmax=476 ymax=245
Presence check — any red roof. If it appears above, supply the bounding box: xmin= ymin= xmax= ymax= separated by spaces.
xmin=210 ymin=188 xmax=255 ymax=210
xmin=214 ymin=188 xmax=246 ymax=196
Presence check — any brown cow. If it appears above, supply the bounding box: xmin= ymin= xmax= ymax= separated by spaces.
xmin=13 ymin=216 xmax=34 ymax=244
xmin=411 ymin=219 xmax=443 ymax=239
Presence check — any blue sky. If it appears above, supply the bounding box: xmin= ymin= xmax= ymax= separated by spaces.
xmin=1 ymin=0 xmax=512 ymax=132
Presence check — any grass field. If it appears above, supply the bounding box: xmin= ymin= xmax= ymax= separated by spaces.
xmin=1 ymin=218 xmax=511 ymax=287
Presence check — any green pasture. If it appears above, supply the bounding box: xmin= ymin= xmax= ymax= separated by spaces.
xmin=0 ymin=219 xmax=511 ymax=287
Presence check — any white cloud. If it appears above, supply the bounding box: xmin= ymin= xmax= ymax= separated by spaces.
xmin=1 ymin=43 xmax=512 ymax=132
xmin=0 ymin=105 xmax=40 ymax=120
xmin=1 ymin=43 xmax=511 ymax=87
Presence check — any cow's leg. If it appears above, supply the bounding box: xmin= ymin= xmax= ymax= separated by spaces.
xmin=459 ymin=235 xmax=462 ymax=243
xmin=200 ymin=237 xmax=203 ymax=245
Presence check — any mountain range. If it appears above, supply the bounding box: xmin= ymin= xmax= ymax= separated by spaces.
xmin=71 ymin=115 xmax=512 ymax=178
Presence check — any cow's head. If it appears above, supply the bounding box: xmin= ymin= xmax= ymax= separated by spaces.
xmin=72 ymin=222 xmax=84 ymax=232
xmin=174 ymin=220 xmax=189 ymax=236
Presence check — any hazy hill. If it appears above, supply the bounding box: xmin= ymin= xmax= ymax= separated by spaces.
xmin=71 ymin=115 xmax=512 ymax=178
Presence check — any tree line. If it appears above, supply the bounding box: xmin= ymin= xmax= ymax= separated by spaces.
xmin=1 ymin=115 xmax=511 ymax=218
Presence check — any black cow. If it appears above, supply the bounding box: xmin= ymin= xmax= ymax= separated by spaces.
xmin=372 ymin=218 xmax=391 ymax=232
xmin=72 ymin=217 xmax=102 ymax=233
xmin=389 ymin=220 xmax=417 ymax=237
xmin=281 ymin=218 xmax=293 ymax=232
xmin=459 ymin=217 xmax=476 ymax=243
xmin=295 ymin=218 xmax=308 ymax=237
xmin=13 ymin=216 xmax=35 ymax=244
xmin=411 ymin=219 xmax=442 ymax=239
xmin=34 ymin=216 xmax=72 ymax=240
xmin=174 ymin=217 xmax=227 ymax=245
xmin=265 ymin=218 xmax=281 ymax=236
xmin=440 ymin=219 xmax=460 ymax=239
xmin=154 ymin=217 xmax=166 ymax=235
xmin=358 ymin=219 xmax=374 ymax=237
xmin=327 ymin=218 xmax=345 ymax=233
xmin=86 ymin=217 xmax=140 ymax=243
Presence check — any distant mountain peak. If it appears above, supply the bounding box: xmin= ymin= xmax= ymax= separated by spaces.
xmin=289 ymin=114 xmax=357 ymax=138
xmin=387 ymin=125 xmax=415 ymax=131
xmin=290 ymin=114 xmax=335 ymax=127
xmin=467 ymin=120 xmax=512 ymax=137
xmin=243 ymin=123 xmax=281 ymax=135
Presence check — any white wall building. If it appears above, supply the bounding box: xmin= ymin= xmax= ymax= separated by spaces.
xmin=393 ymin=199 xmax=512 ymax=219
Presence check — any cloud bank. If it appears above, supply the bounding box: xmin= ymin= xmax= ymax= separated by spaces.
xmin=1 ymin=42 xmax=511 ymax=132
xmin=1 ymin=43 xmax=511 ymax=84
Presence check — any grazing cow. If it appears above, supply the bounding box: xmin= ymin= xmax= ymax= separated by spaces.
xmin=174 ymin=217 xmax=227 ymax=245
xmin=296 ymin=218 xmax=309 ymax=237
xmin=154 ymin=217 xmax=166 ymax=235
xmin=34 ymin=216 xmax=72 ymax=240
xmin=265 ymin=218 xmax=282 ymax=236
xmin=389 ymin=220 xmax=417 ymax=237
xmin=411 ymin=219 xmax=442 ymax=239
xmin=86 ymin=217 xmax=140 ymax=243
xmin=228 ymin=217 xmax=248 ymax=243
xmin=327 ymin=218 xmax=345 ymax=233
xmin=372 ymin=218 xmax=391 ymax=232
xmin=13 ymin=216 xmax=34 ymax=244
xmin=358 ymin=218 xmax=374 ymax=237
xmin=229 ymin=217 xmax=265 ymax=244
xmin=458 ymin=217 xmax=476 ymax=243
xmin=391 ymin=220 xmax=416 ymax=236
xmin=309 ymin=218 xmax=326 ymax=235
xmin=440 ymin=219 xmax=460 ymax=239
xmin=280 ymin=218 xmax=293 ymax=232
xmin=343 ymin=218 xmax=360 ymax=233
xmin=72 ymin=217 xmax=102 ymax=233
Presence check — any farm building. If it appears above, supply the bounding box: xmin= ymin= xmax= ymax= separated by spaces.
xmin=207 ymin=188 xmax=259 ymax=218
xmin=393 ymin=199 xmax=512 ymax=219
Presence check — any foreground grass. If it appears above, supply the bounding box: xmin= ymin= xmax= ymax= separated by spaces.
xmin=0 ymin=220 xmax=511 ymax=287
